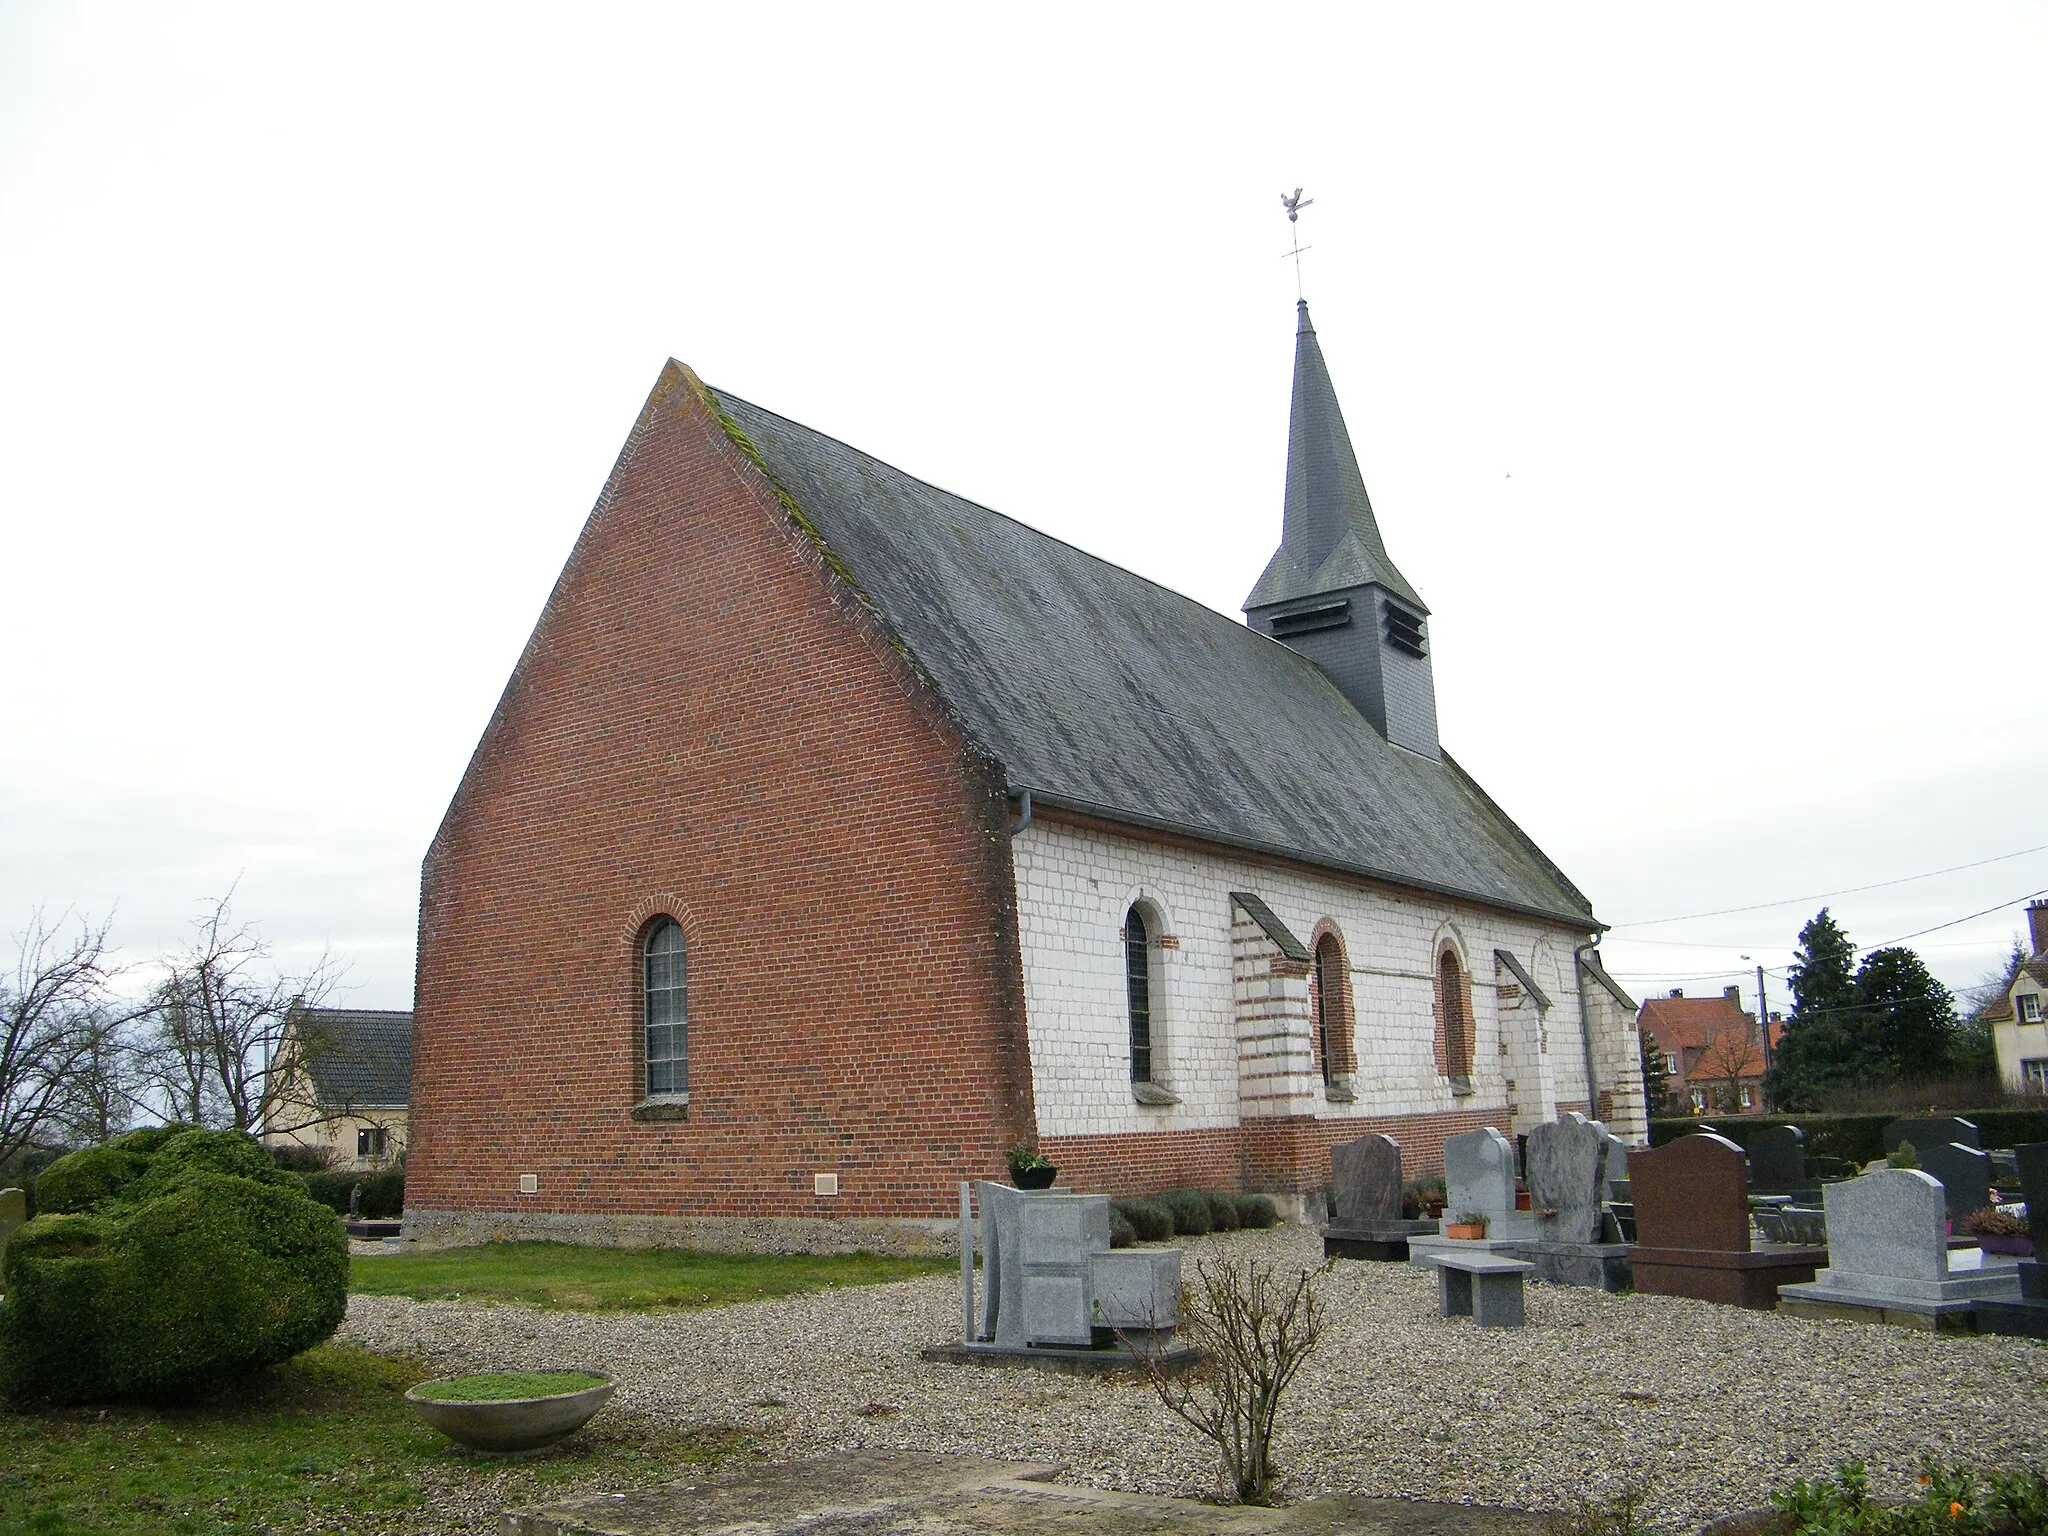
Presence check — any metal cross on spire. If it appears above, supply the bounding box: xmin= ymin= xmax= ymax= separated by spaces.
xmin=1280 ymin=187 xmax=1314 ymax=301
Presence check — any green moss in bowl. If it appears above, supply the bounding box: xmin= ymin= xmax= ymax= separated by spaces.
xmin=411 ymin=1370 xmax=609 ymax=1402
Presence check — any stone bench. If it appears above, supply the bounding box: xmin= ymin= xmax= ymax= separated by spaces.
xmin=1424 ymin=1251 xmax=1534 ymax=1328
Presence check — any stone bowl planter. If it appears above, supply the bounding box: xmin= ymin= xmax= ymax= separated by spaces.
xmin=404 ymin=1372 xmax=616 ymax=1453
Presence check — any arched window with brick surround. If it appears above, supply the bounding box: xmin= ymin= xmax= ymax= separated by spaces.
xmin=1309 ymin=927 xmax=1356 ymax=1088
xmin=643 ymin=918 xmax=688 ymax=1097
xmin=1125 ymin=904 xmax=1153 ymax=1083
xmin=1436 ymin=945 xmax=1474 ymax=1085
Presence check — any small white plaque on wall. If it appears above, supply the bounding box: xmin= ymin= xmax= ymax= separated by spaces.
xmin=518 ymin=1174 xmax=539 ymax=1194
xmin=814 ymin=1173 xmax=840 ymax=1197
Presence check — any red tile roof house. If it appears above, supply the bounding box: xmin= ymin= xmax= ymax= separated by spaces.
xmin=1638 ymin=987 xmax=1785 ymax=1116
xmin=402 ymin=302 xmax=1648 ymax=1254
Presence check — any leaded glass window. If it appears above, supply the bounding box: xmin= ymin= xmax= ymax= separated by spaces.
xmin=644 ymin=919 xmax=687 ymax=1096
xmin=1126 ymin=906 xmax=1152 ymax=1083
xmin=1315 ymin=935 xmax=1341 ymax=1086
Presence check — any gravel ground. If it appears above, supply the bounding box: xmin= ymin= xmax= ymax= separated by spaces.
xmin=340 ymin=1225 xmax=2048 ymax=1533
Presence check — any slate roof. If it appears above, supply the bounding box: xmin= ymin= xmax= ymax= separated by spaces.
xmin=710 ymin=389 xmax=1598 ymax=929
xmin=294 ymin=1007 xmax=413 ymax=1107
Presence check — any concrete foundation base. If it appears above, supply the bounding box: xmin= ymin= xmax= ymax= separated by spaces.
xmin=1627 ymin=1244 xmax=1827 ymax=1309
xmin=1325 ymin=1219 xmax=1437 ymax=1262
xmin=1498 ymin=1240 xmax=1632 ymax=1292
xmin=403 ymin=1206 xmax=959 ymax=1256
xmin=919 ymin=1339 xmax=1202 ymax=1376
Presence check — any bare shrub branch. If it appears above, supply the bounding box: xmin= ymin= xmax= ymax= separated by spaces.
xmin=1123 ymin=1252 xmax=1329 ymax=1505
xmin=1 ymin=910 xmax=144 ymax=1163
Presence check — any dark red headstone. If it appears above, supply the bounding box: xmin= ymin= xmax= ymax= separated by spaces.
xmin=1631 ymin=1133 xmax=1751 ymax=1252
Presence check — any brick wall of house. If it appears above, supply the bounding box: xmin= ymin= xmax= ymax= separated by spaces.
xmin=408 ymin=363 xmax=1036 ymax=1227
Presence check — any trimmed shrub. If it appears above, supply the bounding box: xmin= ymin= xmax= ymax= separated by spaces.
xmin=1115 ymin=1198 xmax=1174 ymax=1242
xmin=1109 ymin=1208 xmax=1137 ymax=1248
xmin=31 ymin=1148 xmax=149 ymax=1215
xmin=1204 ymin=1191 xmax=1242 ymax=1231
xmin=0 ymin=1132 xmax=347 ymax=1405
xmin=1159 ymin=1188 xmax=1213 ymax=1237
xmin=301 ymin=1168 xmax=405 ymax=1219
xmin=1233 ymin=1193 xmax=1279 ymax=1229
xmin=268 ymin=1143 xmax=335 ymax=1174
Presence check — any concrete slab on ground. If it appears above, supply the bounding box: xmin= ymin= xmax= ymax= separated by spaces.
xmin=499 ymin=1450 xmax=1551 ymax=1536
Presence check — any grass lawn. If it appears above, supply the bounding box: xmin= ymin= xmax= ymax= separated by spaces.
xmin=349 ymin=1240 xmax=953 ymax=1310
xmin=0 ymin=1344 xmax=745 ymax=1536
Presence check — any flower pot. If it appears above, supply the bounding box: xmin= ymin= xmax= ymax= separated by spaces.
xmin=1515 ymin=1191 xmax=1532 ymax=1210
xmin=1445 ymin=1222 xmax=1486 ymax=1241
xmin=404 ymin=1375 xmax=617 ymax=1453
xmin=1425 ymin=1202 xmax=1445 ymax=1219
xmin=1011 ymin=1165 xmax=1057 ymax=1190
xmin=1978 ymin=1234 xmax=2034 ymax=1256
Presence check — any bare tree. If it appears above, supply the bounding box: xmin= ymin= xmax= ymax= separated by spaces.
xmin=1693 ymin=1015 xmax=1764 ymax=1113
xmin=137 ymin=892 xmax=341 ymax=1134
xmin=1 ymin=911 xmax=140 ymax=1164
xmin=1126 ymin=1254 xmax=1329 ymax=1505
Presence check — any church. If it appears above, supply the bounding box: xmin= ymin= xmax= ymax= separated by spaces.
xmin=404 ymin=301 xmax=1646 ymax=1251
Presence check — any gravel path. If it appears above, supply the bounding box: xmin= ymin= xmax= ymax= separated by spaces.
xmin=340 ymin=1226 xmax=2048 ymax=1532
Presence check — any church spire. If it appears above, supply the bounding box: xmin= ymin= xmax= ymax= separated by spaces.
xmin=1245 ymin=300 xmax=1423 ymax=614
xmin=1245 ymin=300 xmax=1440 ymax=758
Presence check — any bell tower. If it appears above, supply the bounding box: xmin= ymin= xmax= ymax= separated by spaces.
xmin=1244 ymin=301 xmax=1440 ymax=758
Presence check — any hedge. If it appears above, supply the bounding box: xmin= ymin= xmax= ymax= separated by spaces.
xmin=1113 ymin=1198 xmax=1175 ymax=1242
xmin=1157 ymin=1189 xmax=1214 ymax=1236
xmin=301 ymin=1169 xmax=405 ymax=1220
xmin=1648 ymin=1109 xmax=2048 ymax=1168
xmin=0 ymin=1129 xmax=347 ymax=1404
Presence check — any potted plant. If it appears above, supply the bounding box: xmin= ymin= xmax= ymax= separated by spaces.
xmin=1006 ymin=1145 xmax=1058 ymax=1190
xmin=1445 ymin=1210 xmax=1488 ymax=1241
xmin=404 ymin=1370 xmax=616 ymax=1453
xmin=1961 ymin=1205 xmax=2032 ymax=1257
xmin=1406 ymin=1177 xmax=1447 ymax=1219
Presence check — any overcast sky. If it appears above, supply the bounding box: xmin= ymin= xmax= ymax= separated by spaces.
xmin=3 ymin=4 xmax=2044 ymax=1017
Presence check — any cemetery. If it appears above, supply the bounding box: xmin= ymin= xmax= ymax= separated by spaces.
xmin=4 ymin=1112 xmax=2048 ymax=1532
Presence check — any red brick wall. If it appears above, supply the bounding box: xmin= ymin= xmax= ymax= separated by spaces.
xmin=1043 ymin=1105 xmax=1505 ymax=1197
xmin=409 ymin=363 xmax=1035 ymax=1222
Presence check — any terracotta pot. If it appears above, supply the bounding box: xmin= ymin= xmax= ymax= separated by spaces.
xmin=1426 ymin=1202 xmax=1445 ymax=1218
xmin=1515 ymin=1191 xmax=1532 ymax=1210
xmin=1446 ymin=1222 xmax=1486 ymax=1240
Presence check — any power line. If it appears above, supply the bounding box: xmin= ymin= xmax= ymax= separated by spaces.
xmin=1608 ymin=843 xmax=2048 ymax=929
xmin=1872 ymin=886 xmax=2048 ymax=948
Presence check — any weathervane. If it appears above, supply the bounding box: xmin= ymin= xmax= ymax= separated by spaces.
xmin=1280 ymin=187 xmax=1314 ymax=300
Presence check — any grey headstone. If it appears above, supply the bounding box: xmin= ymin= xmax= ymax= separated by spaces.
xmin=978 ymin=1186 xmax=1111 ymax=1349
xmin=1915 ymin=1141 xmax=1994 ymax=1221
xmin=1525 ymin=1112 xmax=1608 ymax=1244
xmin=1883 ymin=1116 xmax=1980 ymax=1155
xmin=1747 ymin=1125 xmax=1809 ymax=1192
xmin=1089 ymin=1249 xmax=1181 ymax=1330
xmin=1444 ymin=1127 xmax=1518 ymax=1224
xmin=1820 ymin=1169 xmax=1947 ymax=1283
xmin=1330 ymin=1134 xmax=1404 ymax=1226
xmin=1602 ymin=1136 xmax=1630 ymax=1193
xmin=0 ymin=1187 xmax=24 ymax=1252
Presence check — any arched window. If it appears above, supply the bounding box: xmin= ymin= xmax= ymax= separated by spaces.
xmin=1438 ymin=947 xmax=1472 ymax=1079
xmin=1125 ymin=905 xmax=1152 ymax=1083
xmin=1314 ymin=934 xmax=1344 ymax=1086
xmin=644 ymin=919 xmax=688 ymax=1096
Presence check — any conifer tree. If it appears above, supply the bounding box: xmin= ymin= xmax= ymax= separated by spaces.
xmin=1853 ymin=945 xmax=1958 ymax=1082
xmin=1765 ymin=908 xmax=1886 ymax=1110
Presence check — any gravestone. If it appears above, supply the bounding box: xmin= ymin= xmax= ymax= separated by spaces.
xmin=2016 ymin=1142 xmax=2048 ymax=1222
xmin=1330 ymin=1134 xmax=1403 ymax=1226
xmin=1626 ymin=1133 xmax=1825 ymax=1308
xmin=1882 ymin=1116 xmax=1980 ymax=1156
xmin=1524 ymin=1112 xmax=1608 ymax=1245
xmin=1977 ymin=1142 xmax=2048 ymax=1338
xmin=0 ymin=1187 xmax=24 ymax=1254
xmin=1632 ymin=1134 xmax=1750 ymax=1252
xmin=933 ymin=1183 xmax=1192 ymax=1372
xmin=1914 ymin=1142 xmax=1993 ymax=1222
xmin=1443 ymin=1127 xmax=1519 ymax=1229
xmin=1323 ymin=1134 xmax=1435 ymax=1261
xmin=1781 ymin=1169 xmax=2020 ymax=1329
xmin=1408 ymin=1127 xmax=1537 ymax=1269
xmin=1499 ymin=1114 xmax=1631 ymax=1290
xmin=1602 ymin=1134 xmax=1630 ymax=1195
xmin=1747 ymin=1125 xmax=1810 ymax=1193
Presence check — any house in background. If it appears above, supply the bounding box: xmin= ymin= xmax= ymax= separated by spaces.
xmin=1984 ymin=900 xmax=2048 ymax=1093
xmin=259 ymin=1005 xmax=412 ymax=1170
xmin=1637 ymin=986 xmax=1783 ymax=1116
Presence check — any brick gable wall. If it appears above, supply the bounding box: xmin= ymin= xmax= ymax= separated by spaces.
xmin=408 ymin=364 xmax=1035 ymax=1229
